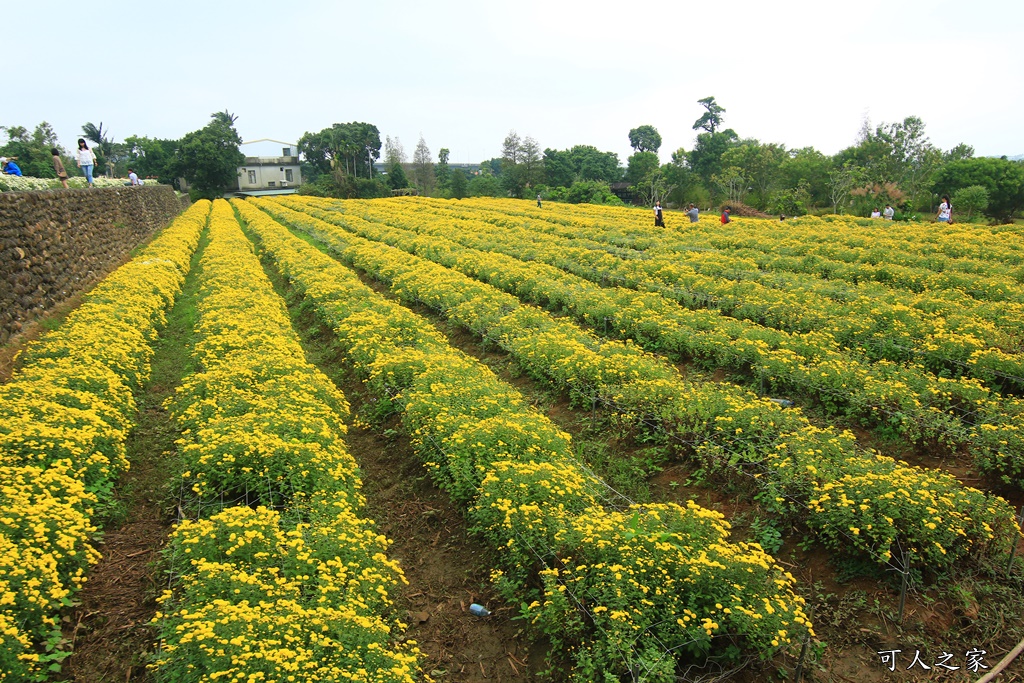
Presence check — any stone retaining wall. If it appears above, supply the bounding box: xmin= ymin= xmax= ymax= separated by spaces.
xmin=0 ymin=185 xmax=186 ymax=345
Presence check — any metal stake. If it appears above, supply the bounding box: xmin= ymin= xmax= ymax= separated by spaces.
xmin=1007 ymin=506 xmax=1024 ymax=576
xmin=898 ymin=551 xmax=910 ymax=623
xmin=793 ymin=607 xmax=814 ymax=682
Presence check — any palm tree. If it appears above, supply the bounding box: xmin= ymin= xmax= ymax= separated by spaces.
xmin=211 ymin=110 xmax=238 ymax=126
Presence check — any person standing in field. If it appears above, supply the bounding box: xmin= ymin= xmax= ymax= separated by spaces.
xmin=76 ymin=139 xmax=96 ymax=186
xmin=51 ymin=148 xmax=69 ymax=188
xmin=883 ymin=204 xmax=895 ymax=220
xmin=685 ymin=203 xmax=699 ymax=223
xmin=937 ymin=195 xmax=952 ymax=223
xmin=870 ymin=208 xmax=881 ymax=218
xmin=537 ymin=192 xmax=542 ymax=208
xmin=654 ymin=201 xmax=665 ymax=227
xmin=721 ymin=207 xmax=731 ymax=224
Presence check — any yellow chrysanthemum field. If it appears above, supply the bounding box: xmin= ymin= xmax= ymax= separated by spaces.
xmin=3 ymin=196 xmax=1022 ymax=682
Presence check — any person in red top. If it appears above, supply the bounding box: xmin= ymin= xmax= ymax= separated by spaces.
xmin=721 ymin=207 xmax=731 ymax=224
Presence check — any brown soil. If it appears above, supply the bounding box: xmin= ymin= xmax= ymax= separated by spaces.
xmin=275 ymin=224 xmax=1024 ymax=682
xmin=343 ymin=394 xmax=545 ymax=682
xmin=255 ymin=249 xmax=547 ymax=681
xmin=60 ymin=417 xmax=172 ymax=682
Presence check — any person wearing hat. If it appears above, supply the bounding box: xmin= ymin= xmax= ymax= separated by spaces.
xmin=1 ymin=157 xmax=23 ymax=176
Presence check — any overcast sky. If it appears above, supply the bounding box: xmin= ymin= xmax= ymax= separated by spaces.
xmin=6 ymin=0 xmax=1022 ymax=165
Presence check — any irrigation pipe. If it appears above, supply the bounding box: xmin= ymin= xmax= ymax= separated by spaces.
xmin=975 ymin=636 xmax=1024 ymax=683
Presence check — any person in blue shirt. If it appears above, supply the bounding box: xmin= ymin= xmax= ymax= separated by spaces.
xmin=1 ymin=157 xmax=23 ymax=176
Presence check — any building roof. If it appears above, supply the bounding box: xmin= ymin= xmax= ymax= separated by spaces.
xmin=241 ymin=138 xmax=298 ymax=147
xmin=233 ymin=188 xmax=299 ymax=197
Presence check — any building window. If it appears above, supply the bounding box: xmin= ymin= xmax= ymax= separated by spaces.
xmin=268 ymin=181 xmax=276 ymax=187
xmin=285 ymin=169 xmax=294 ymax=182
xmin=282 ymin=147 xmax=291 ymax=157
xmin=247 ymin=170 xmax=256 ymax=184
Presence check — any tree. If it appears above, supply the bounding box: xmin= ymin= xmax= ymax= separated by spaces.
xmin=834 ymin=115 xmax=940 ymax=209
xmin=544 ymin=146 xmax=620 ymax=188
xmin=499 ymin=130 xmax=543 ymax=197
xmin=944 ymin=143 xmax=975 ymax=162
xmin=663 ymin=148 xmax=698 ymax=206
xmin=543 ymin=148 xmax=575 ymax=188
xmin=412 ymin=135 xmax=435 ymax=196
xmin=122 ymin=135 xmax=179 ymax=185
xmin=875 ymin=116 xmax=939 ymax=209
xmin=625 ymin=151 xmax=660 ymax=186
xmin=468 ymin=173 xmax=501 ymax=197
xmin=436 ymin=148 xmax=451 ymax=192
xmin=632 ymin=169 xmax=672 ymax=208
xmin=932 ymin=157 xmax=1024 ymax=222
xmin=687 ymin=129 xmax=739 ymax=189
xmin=628 ymin=125 xmax=662 ymax=154
xmin=779 ymin=147 xmax=832 ymax=207
xmin=450 ymin=168 xmax=468 ymax=199
xmin=519 ymin=136 xmax=544 ymax=189
xmin=722 ymin=141 xmax=786 ymax=210
xmin=298 ymin=122 xmax=381 ymax=180
xmin=572 ymin=145 xmax=621 ymax=183
xmin=384 ymin=136 xmax=406 ymax=167
xmin=211 ymin=110 xmax=238 ymax=126
xmin=693 ymin=97 xmax=726 ymax=134
xmin=828 ymin=162 xmax=861 ymax=214
xmin=953 ymin=185 xmax=989 ymax=220
xmin=501 ymin=130 xmax=522 ymax=165
xmin=712 ymin=166 xmax=748 ymax=204
xmin=0 ymin=122 xmax=69 ymax=178
xmin=387 ymin=162 xmax=409 ymax=190
xmin=174 ymin=112 xmax=244 ymax=199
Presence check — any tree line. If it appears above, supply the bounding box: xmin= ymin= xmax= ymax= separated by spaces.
xmin=5 ymin=102 xmax=1022 ymax=221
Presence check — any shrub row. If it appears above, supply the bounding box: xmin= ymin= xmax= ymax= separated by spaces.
xmin=0 ymin=200 xmax=209 ymax=680
xmin=299 ymin=196 xmax=1024 ymax=486
xmin=256 ymin=197 xmax=1020 ymax=573
xmin=235 ymin=197 xmax=811 ymax=682
xmin=409 ymin=197 xmax=1024 ymax=385
xmin=151 ymin=200 xmax=420 ymax=683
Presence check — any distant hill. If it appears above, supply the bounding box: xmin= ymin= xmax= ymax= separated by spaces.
xmin=1009 ymin=154 xmax=1024 ymax=161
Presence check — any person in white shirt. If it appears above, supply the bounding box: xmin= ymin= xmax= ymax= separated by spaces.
xmin=653 ymin=201 xmax=665 ymax=227
xmin=883 ymin=205 xmax=894 ymax=220
xmin=128 ymin=169 xmax=140 ymax=186
xmin=76 ymin=139 xmax=97 ymax=186
xmin=870 ymin=208 xmax=881 ymax=219
xmin=937 ymin=195 xmax=952 ymax=223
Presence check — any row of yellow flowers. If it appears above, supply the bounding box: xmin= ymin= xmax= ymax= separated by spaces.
xmin=463 ymin=195 xmax=1024 ymax=281
xmin=412 ymin=197 xmax=1024 ymax=386
xmin=258 ymin=197 xmax=1020 ymax=573
xmin=151 ymin=200 xmax=420 ymax=683
xmin=298 ymin=196 xmax=1024 ymax=486
xmin=235 ymin=197 xmax=811 ymax=682
xmin=0 ymin=201 xmax=210 ymax=680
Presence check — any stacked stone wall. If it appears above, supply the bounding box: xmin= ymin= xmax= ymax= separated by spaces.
xmin=0 ymin=185 xmax=186 ymax=345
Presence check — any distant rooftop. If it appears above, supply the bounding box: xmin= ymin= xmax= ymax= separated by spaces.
xmin=232 ymin=188 xmax=298 ymax=197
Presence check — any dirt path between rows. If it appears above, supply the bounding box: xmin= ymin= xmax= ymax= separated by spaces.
xmin=256 ymin=240 xmax=547 ymax=682
xmin=60 ymin=233 xmax=206 ymax=682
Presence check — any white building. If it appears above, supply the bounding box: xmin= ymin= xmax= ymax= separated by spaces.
xmin=236 ymin=139 xmax=302 ymax=192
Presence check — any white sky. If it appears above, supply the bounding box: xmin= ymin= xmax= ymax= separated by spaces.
xmin=5 ymin=0 xmax=1022 ymax=164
